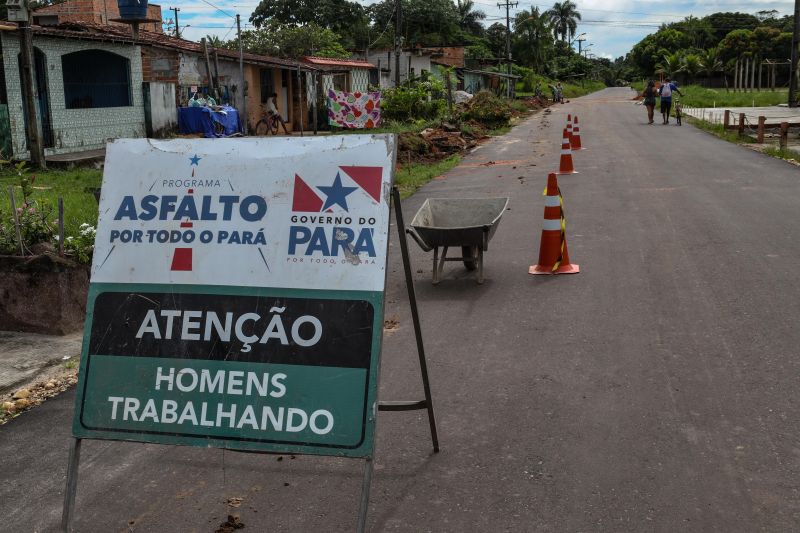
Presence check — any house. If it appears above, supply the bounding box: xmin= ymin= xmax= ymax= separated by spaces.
xmin=361 ymin=49 xmax=434 ymax=88
xmin=301 ymin=56 xmax=374 ymax=93
xmin=0 ymin=4 xmax=312 ymax=160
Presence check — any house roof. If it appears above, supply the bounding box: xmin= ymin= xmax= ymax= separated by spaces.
xmin=0 ymin=21 xmax=311 ymax=71
xmin=302 ymin=56 xmax=375 ymax=70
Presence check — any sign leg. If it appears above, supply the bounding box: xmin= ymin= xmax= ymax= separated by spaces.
xmin=61 ymin=438 xmax=82 ymax=532
xmin=391 ymin=186 xmax=440 ymax=452
xmin=356 ymin=457 xmax=374 ymax=533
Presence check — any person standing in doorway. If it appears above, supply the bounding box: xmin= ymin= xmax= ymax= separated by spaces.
xmin=659 ymin=78 xmax=682 ymax=124
xmin=642 ymin=80 xmax=657 ymax=124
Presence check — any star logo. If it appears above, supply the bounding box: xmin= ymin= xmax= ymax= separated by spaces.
xmin=189 ymin=154 xmax=202 ymax=166
xmin=317 ymin=173 xmax=358 ymax=212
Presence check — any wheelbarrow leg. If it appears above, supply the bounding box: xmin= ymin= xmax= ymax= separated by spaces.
xmin=432 ymin=246 xmax=439 ymax=285
xmin=434 ymin=246 xmax=448 ymax=284
xmin=477 ymin=247 xmax=484 ymax=284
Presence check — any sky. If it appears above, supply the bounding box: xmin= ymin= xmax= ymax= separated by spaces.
xmin=165 ymin=0 xmax=795 ymax=60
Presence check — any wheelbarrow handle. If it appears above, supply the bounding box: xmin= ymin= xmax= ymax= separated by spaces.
xmin=405 ymin=226 xmax=433 ymax=252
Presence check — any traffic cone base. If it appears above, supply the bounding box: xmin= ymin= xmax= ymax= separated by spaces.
xmin=529 ymin=263 xmax=580 ymax=275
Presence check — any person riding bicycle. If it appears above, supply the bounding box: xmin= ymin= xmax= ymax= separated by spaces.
xmin=264 ymin=92 xmax=290 ymax=134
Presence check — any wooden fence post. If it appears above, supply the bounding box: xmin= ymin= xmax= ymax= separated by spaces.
xmin=738 ymin=113 xmax=745 ymax=136
xmin=724 ymin=109 xmax=730 ymax=128
xmin=757 ymin=116 xmax=766 ymax=143
xmin=780 ymin=122 xmax=789 ymax=150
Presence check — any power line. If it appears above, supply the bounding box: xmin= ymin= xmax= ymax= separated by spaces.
xmin=197 ymin=0 xmax=236 ymax=20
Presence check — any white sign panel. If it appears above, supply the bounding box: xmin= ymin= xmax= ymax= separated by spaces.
xmin=91 ymin=136 xmax=396 ymax=292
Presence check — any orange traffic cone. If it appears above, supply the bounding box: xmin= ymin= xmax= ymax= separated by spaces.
xmin=566 ymin=114 xmax=574 ymax=144
xmin=571 ymin=116 xmax=583 ymax=150
xmin=557 ymin=128 xmax=578 ymax=174
xmin=529 ymin=173 xmax=580 ymax=275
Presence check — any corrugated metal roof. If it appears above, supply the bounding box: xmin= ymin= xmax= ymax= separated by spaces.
xmin=302 ymin=56 xmax=375 ymax=70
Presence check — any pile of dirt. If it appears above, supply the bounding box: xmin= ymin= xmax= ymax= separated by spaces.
xmin=398 ymin=124 xmax=485 ymax=164
xmin=0 ymin=366 xmax=78 ymax=424
xmin=517 ymin=95 xmax=551 ymax=111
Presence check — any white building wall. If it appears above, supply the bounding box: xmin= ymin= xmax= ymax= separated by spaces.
xmin=1 ymin=34 xmax=145 ymax=159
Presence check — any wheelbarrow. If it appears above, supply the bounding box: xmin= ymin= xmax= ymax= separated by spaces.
xmin=406 ymin=197 xmax=510 ymax=284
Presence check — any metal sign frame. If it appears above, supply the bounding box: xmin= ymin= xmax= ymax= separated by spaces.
xmin=61 ymin=136 xmax=439 ymax=531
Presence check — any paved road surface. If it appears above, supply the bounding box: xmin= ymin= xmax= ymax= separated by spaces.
xmin=2 ymin=88 xmax=800 ymax=532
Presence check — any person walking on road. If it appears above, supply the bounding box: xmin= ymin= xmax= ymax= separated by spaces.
xmin=642 ymin=80 xmax=657 ymax=124
xmin=659 ymin=78 xmax=682 ymax=124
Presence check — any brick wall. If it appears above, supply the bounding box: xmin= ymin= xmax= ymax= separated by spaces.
xmin=1 ymin=34 xmax=146 ymax=159
xmin=34 ymin=0 xmax=163 ymax=33
xmin=142 ymin=47 xmax=179 ymax=84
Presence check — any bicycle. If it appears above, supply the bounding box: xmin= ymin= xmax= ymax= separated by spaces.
xmin=674 ymin=98 xmax=682 ymax=126
xmin=254 ymin=109 xmax=280 ymax=136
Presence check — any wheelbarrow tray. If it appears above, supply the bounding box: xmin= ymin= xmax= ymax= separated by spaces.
xmin=406 ymin=197 xmax=509 ymax=284
xmin=409 ymin=197 xmax=510 ymax=251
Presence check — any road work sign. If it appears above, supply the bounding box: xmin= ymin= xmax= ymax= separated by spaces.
xmin=72 ymin=136 xmax=395 ymax=457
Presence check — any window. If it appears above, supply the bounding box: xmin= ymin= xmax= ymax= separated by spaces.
xmin=62 ymin=50 xmax=131 ymax=109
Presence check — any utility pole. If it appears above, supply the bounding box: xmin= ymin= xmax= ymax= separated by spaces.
xmin=789 ymin=0 xmax=800 ymax=106
xmin=576 ymin=37 xmax=586 ymax=55
xmin=394 ymin=0 xmax=402 ymax=87
xmin=19 ymin=20 xmax=45 ymax=169
xmin=170 ymin=7 xmax=180 ymax=38
xmin=237 ymin=14 xmax=247 ymax=134
xmin=498 ymin=0 xmax=517 ymax=98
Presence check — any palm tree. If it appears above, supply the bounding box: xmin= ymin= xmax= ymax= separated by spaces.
xmin=699 ymin=47 xmax=723 ymax=86
xmin=456 ymin=0 xmax=487 ymax=36
xmin=655 ymin=52 xmax=683 ymax=78
xmin=545 ymin=1 xmax=581 ymax=43
xmin=514 ymin=7 xmax=552 ymax=71
xmin=205 ymin=35 xmax=223 ymax=48
xmin=682 ymin=54 xmax=701 ymax=84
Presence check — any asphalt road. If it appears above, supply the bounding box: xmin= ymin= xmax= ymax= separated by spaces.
xmin=3 ymin=87 xmax=800 ymax=532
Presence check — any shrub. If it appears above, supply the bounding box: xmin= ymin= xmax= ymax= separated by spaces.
xmin=381 ymin=79 xmax=446 ymax=122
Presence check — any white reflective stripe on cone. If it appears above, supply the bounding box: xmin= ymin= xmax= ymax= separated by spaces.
xmin=561 ymin=149 xmax=571 ymax=155
xmin=543 ymin=219 xmax=562 ymax=231
xmin=544 ymin=195 xmax=561 ymax=207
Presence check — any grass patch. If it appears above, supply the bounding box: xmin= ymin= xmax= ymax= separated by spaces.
xmin=685 ymin=116 xmax=748 ymax=144
xmin=0 ymin=167 xmax=102 ymax=236
xmin=632 ymin=83 xmax=788 ymax=108
xmin=395 ymin=155 xmax=460 ymax=199
xmin=763 ymin=146 xmax=800 ymax=162
xmin=678 ymin=86 xmax=788 ymax=108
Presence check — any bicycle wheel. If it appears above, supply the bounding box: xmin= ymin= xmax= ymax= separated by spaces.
xmin=267 ymin=118 xmax=279 ymax=135
xmin=255 ymin=119 xmax=269 ymax=136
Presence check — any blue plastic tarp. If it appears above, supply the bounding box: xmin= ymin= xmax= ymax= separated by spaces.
xmin=178 ymin=106 xmax=242 ymax=138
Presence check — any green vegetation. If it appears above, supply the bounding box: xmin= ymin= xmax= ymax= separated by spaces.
xmin=395 ymin=155 xmax=460 ymax=198
xmin=675 ymin=86 xmax=788 ymax=108
xmin=763 ymin=146 xmax=800 ymax=162
xmin=0 ymin=167 xmax=101 ymax=255
xmin=623 ymin=10 xmax=796 ymax=105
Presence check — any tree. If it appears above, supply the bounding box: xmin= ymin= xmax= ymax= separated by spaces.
xmin=699 ymin=47 xmax=723 ymax=84
xmin=655 ymin=52 xmax=683 ymax=78
xmin=229 ymin=22 xmax=350 ymax=59
xmin=456 ymin=0 xmax=486 ymax=36
xmin=368 ymin=0 xmax=461 ymax=46
xmin=545 ymin=1 xmax=581 ymax=43
xmin=682 ymin=54 xmax=701 ymax=83
xmin=513 ymin=7 xmax=552 ymax=71
xmin=249 ymin=0 xmax=367 ymax=48
xmin=205 ymin=35 xmax=223 ymax=48
xmin=485 ymin=22 xmax=509 ymax=58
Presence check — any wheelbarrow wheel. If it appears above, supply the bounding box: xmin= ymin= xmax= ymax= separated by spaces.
xmin=462 ymin=246 xmax=478 ymax=271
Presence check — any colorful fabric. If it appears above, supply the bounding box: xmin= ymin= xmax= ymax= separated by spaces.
xmin=327 ymin=90 xmax=381 ymax=129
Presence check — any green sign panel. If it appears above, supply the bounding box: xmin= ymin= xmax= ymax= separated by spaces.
xmin=72 ymin=136 xmax=396 ymax=457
